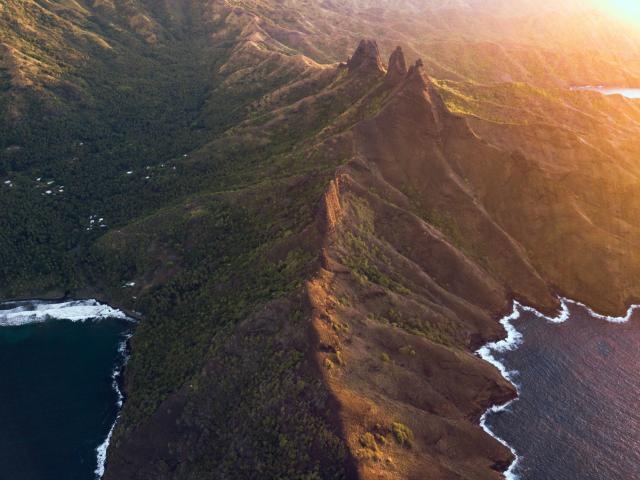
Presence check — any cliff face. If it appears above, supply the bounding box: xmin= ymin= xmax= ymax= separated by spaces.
xmin=308 ymin=48 xmax=536 ymax=479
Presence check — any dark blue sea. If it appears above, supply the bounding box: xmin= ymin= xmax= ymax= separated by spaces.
xmin=0 ymin=300 xmax=132 ymax=480
xmin=482 ymin=301 xmax=640 ymax=480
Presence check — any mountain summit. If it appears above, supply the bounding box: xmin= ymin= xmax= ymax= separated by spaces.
xmin=348 ymin=39 xmax=384 ymax=73
xmin=385 ymin=46 xmax=408 ymax=86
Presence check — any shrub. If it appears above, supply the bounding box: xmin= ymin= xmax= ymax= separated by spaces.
xmin=391 ymin=422 xmax=414 ymax=447
xmin=398 ymin=345 xmax=416 ymax=356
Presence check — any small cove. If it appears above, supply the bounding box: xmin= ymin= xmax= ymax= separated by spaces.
xmin=0 ymin=300 xmax=133 ymax=480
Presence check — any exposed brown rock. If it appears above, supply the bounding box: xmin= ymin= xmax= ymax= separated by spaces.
xmin=384 ymin=46 xmax=407 ymax=87
xmin=348 ymin=39 xmax=384 ymax=74
xmin=304 ymin=49 xmax=561 ymax=478
xmin=101 ymin=34 xmax=640 ymax=479
xmin=320 ymin=178 xmax=343 ymax=234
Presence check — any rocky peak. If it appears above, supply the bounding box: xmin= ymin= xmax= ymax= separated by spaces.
xmin=404 ymin=58 xmax=427 ymax=92
xmin=384 ymin=46 xmax=407 ymax=86
xmin=407 ymin=58 xmax=424 ymax=76
xmin=347 ymin=39 xmax=384 ymax=74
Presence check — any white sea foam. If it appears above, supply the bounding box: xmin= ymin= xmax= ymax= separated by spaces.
xmin=476 ymin=305 xmax=523 ymax=385
xmin=0 ymin=299 xmax=129 ymax=326
xmin=476 ymin=296 xmax=638 ymax=479
xmin=563 ymin=298 xmax=640 ymax=324
xmin=479 ymin=404 xmax=520 ymax=480
xmin=95 ymin=420 xmax=117 ymax=479
xmin=95 ymin=332 xmax=132 ymax=478
xmin=476 ymin=301 xmax=525 ymax=480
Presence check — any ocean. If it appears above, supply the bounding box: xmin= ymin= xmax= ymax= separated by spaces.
xmin=0 ymin=300 xmax=132 ymax=480
xmin=572 ymin=86 xmax=640 ymax=99
xmin=479 ymin=300 xmax=640 ymax=480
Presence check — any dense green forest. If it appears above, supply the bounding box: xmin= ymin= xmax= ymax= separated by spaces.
xmin=0 ymin=5 xmax=370 ymax=475
xmin=1 ymin=32 xmax=211 ymax=291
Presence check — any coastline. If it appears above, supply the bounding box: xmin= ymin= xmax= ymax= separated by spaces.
xmin=0 ymin=286 xmax=144 ymax=322
xmin=3 ymin=292 xmax=639 ymax=480
xmin=95 ymin=331 xmax=133 ymax=479
xmin=0 ymin=298 xmax=135 ymax=479
xmin=476 ymin=297 xmax=640 ymax=480
xmin=0 ymin=299 xmax=130 ymax=326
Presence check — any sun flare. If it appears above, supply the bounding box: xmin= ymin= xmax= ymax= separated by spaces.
xmin=597 ymin=0 xmax=640 ymax=25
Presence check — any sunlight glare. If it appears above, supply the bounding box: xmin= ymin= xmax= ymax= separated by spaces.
xmin=596 ymin=0 xmax=640 ymax=25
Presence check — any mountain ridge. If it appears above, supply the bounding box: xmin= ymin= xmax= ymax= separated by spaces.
xmin=103 ymin=38 xmax=640 ymax=478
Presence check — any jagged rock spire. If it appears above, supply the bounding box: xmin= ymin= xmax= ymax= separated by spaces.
xmin=407 ymin=58 xmax=424 ymax=77
xmin=404 ymin=58 xmax=427 ymax=92
xmin=348 ymin=39 xmax=384 ymax=74
xmin=384 ymin=46 xmax=407 ymax=86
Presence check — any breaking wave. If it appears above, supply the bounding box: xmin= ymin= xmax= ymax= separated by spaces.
xmin=0 ymin=299 xmax=129 ymax=326
xmin=94 ymin=332 xmax=132 ymax=478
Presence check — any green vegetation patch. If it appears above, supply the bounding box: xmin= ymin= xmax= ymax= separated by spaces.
xmin=391 ymin=422 xmax=414 ymax=448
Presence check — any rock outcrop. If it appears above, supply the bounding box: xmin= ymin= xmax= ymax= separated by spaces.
xmin=384 ymin=46 xmax=407 ymax=86
xmin=348 ymin=39 xmax=384 ymax=74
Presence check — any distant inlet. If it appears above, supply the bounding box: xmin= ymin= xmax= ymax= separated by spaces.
xmin=571 ymin=86 xmax=640 ymax=99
